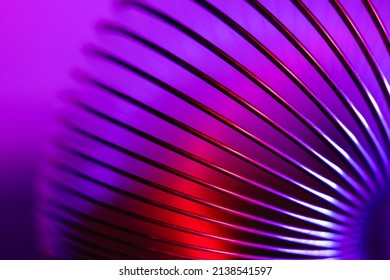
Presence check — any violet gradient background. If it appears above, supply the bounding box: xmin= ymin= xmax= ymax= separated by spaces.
xmin=0 ymin=0 xmax=112 ymax=259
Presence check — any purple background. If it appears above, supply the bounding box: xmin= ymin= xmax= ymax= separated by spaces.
xmin=0 ymin=0 xmax=111 ymax=259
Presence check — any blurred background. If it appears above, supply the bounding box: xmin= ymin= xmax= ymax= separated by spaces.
xmin=0 ymin=0 xmax=111 ymax=259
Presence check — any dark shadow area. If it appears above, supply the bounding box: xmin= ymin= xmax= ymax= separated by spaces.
xmin=0 ymin=159 xmax=41 ymax=259
xmin=362 ymin=188 xmax=390 ymax=259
